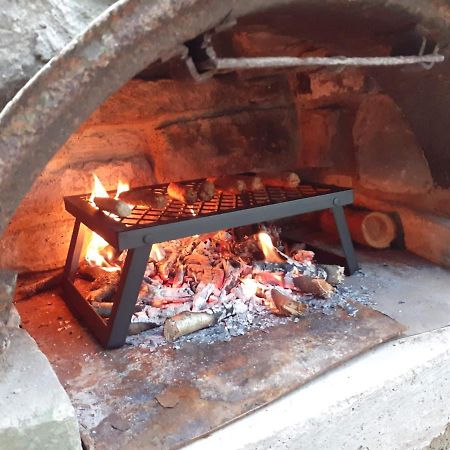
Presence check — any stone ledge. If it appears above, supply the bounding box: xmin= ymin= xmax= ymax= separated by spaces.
xmin=0 ymin=328 xmax=81 ymax=450
xmin=184 ymin=326 xmax=450 ymax=450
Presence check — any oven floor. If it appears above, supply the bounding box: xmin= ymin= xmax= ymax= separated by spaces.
xmin=15 ymin=248 xmax=449 ymax=450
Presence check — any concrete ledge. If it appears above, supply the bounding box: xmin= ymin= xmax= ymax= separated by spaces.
xmin=185 ymin=326 xmax=450 ymax=450
xmin=0 ymin=328 xmax=81 ymax=450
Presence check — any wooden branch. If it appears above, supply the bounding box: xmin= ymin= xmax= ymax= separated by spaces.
xmin=198 ymin=180 xmax=215 ymax=201
xmin=86 ymin=283 xmax=117 ymax=303
xmin=15 ymin=269 xmax=63 ymax=300
xmin=163 ymin=311 xmax=216 ymax=341
xmin=91 ymin=301 xmax=114 ymax=317
xmin=294 ymin=275 xmax=334 ymax=298
xmin=271 ymin=289 xmax=306 ymax=317
xmin=119 ymin=190 xmax=167 ymax=209
xmin=259 ymin=171 xmax=300 ymax=188
xmin=77 ymin=261 xmax=110 ymax=281
xmin=319 ymin=264 xmax=345 ymax=285
xmin=209 ymin=176 xmax=246 ymax=194
xmin=167 ymin=182 xmax=197 ymax=204
xmin=93 ymin=197 xmax=132 ymax=217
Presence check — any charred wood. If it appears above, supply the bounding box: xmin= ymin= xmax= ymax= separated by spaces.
xmin=93 ymin=197 xmax=132 ymax=217
xmin=319 ymin=264 xmax=345 ymax=285
xmin=167 ymin=182 xmax=197 ymax=204
xmin=15 ymin=269 xmax=63 ymax=300
xmin=119 ymin=190 xmax=167 ymax=209
xmin=293 ymin=275 xmax=334 ymax=298
xmin=271 ymin=289 xmax=307 ymax=317
xmin=163 ymin=311 xmax=216 ymax=341
xmin=259 ymin=171 xmax=300 ymax=188
xmin=197 ymin=180 xmax=215 ymax=201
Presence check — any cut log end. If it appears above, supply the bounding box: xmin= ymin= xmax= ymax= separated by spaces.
xmin=93 ymin=197 xmax=132 ymax=217
xmin=361 ymin=212 xmax=397 ymax=249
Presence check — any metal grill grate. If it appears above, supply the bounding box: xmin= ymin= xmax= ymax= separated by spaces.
xmin=74 ymin=180 xmax=338 ymax=230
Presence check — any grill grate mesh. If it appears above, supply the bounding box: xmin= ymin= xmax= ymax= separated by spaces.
xmin=80 ymin=179 xmax=337 ymax=230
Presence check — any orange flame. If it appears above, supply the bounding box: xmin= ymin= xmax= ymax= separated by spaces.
xmin=258 ymin=232 xmax=284 ymax=263
xmin=85 ymin=175 xmax=129 ymax=269
xmin=149 ymin=243 xmax=165 ymax=262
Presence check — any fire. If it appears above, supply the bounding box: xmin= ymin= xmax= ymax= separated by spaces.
xmin=115 ymin=180 xmax=130 ymax=200
xmin=258 ymin=232 xmax=284 ymax=263
xmin=85 ymin=175 xmax=129 ymax=269
xmin=149 ymin=244 xmax=165 ymax=262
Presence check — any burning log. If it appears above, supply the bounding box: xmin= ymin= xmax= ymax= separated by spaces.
xmin=198 ymin=180 xmax=215 ymax=201
xmin=319 ymin=264 xmax=345 ymax=285
xmin=319 ymin=209 xmax=397 ymax=249
xmin=209 ymin=176 xmax=246 ymax=194
xmin=293 ymin=275 xmax=334 ymax=298
xmin=163 ymin=311 xmax=216 ymax=341
xmin=77 ymin=261 xmax=109 ymax=281
xmin=259 ymin=171 xmax=300 ymax=188
xmin=119 ymin=190 xmax=167 ymax=209
xmin=167 ymin=182 xmax=197 ymax=204
xmin=93 ymin=197 xmax=132 ymax=217
xmin=271 ymin=289 xmax=307 ymax=317
xmin=236 ymin=175 xmax=264 ymax=191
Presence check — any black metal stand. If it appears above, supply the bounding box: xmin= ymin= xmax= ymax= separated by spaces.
xmin=62 ymin=180 xmax=359 ymax=348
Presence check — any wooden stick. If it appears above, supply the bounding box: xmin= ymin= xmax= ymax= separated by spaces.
xmin=293 ymin=275 xmax=334 ymax=298
xmin=198 ymin=180 xmax=215 ymax=201
xmin=93 ymin=197 xmax=132 ymax=217
xmin=77 ymin=261 xmax=110 ymax=281
xmin=86 ymin=283 xmax=117 ymax=303
xmin=164 ymin=311 xmax=216 ymax=341
xmin=319 ymin=209 xmax=397 ymax=249
xmin=167 ymin=182 xmax=197 ymax=204
xmin=271 ymin=289 xmax=306 ymax=317
xmin=119 ymin=190 xmax=167 ymax=209
xmin=319 ymin=264 xmax=345 ymax=285
xmin=15 ymin=269 xmax=63 ymax=300
xmin=128 ymin=322 xmax=156 ymax=335
xmin=209 ymin=176 xmax=246 ymax=194
xmin=259 ymin=171 xmax=300 ymax=188
xmin=91 ymin=301 xmax=114 ymax=317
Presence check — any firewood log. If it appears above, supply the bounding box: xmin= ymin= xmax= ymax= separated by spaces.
xmin=86 ymin=283 xmax=116 ymax=303
xmin=197 ymin=180 xmax=215 ymax=201
xmin=128 ymin=322 xmax=156 ymax=335
xmin=271 ymin=289 xmax=307 ymax=317
xmin=319 ymin=264 xmax=345 ymax=285
xmin=293 ymin=275 xmax=334 ymax=298
xmin=91 ymin=301 xmax=114 ymax=317
xmin=77 ymin=261 xmax=110 ymax=281
xmin=236 ymin=175 xmax=264 ymax=191
xmin=119 ymin=190 xmax=167 ymax=209
xmin=208 ymin=176 xmax=246 ymax=194
xmin=163 ymin=311 xmax=216 ymax=341
xmin=259 ymin=171 xmax=300 ymax=188
xmin=93 ymin=197 xmax=132 ymax=217
xmin=167 ymin=182 xmax=197 ymax=204
xmin=319 ymin=209 xmax=397 ymax=249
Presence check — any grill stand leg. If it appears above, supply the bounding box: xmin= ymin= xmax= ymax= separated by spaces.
xmin=106 ymin=244 xmax=152 ymax=348
xmin=332 ymin=204 xmax=359 ymax=275
xmin=64 ymin=219 xmax=85 ymax=281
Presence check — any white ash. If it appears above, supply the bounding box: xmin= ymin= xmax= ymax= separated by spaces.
xmin=126 ymin=230 xmax=373 ymax=350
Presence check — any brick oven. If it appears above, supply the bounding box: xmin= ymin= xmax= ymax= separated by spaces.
xmin=1 ymin=1 xmax=450 ymax=449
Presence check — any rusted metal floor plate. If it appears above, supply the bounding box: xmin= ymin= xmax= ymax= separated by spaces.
xmin=17 ymin=291 xmax=404 ymax=450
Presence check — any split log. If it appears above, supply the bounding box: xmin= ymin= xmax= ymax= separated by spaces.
xmin=293 ymin=275 xmax=334 ymax=298
xmin=319 ymin=264 xmax=345 ymax=285
xmin=93 ymin=197 xmax=132 ymax=217
xmin=119 ymin=190 xmax=167 ymax=209
xmin=167 ymin=182 xmax=197 ymax=204
xmin=236 ymin=175 xmax=264 ymax=191
xmin=91 ymin=301 xmax=114 ymax=317
xmin=163 ymin=311 xmax=216 ymax=341
xmin=86 ymin=283 xmax=117 ymax=303
xmin=90 ymin=271 xmax=120 ymax=290
xmin=209 ymin=176 xmax=246 ymax=194
xmin=271 ymin=289 xmax=307 ymax=317
xmin=15 ymin=269 xmax=63 ymax=300
xmin=197 ymin=180 xmax=215 ymax=202
xmin=319 ymin=209 xmax=397 ymax=249
xmin=259 ymin=171 xmax=300 ymax=188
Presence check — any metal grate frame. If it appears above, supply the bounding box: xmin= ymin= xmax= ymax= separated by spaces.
xmin=62 ymin=178 xmax=359 ymax=348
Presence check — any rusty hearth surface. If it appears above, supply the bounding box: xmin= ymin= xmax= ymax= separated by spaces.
xmin=18 ymin=291 xmax=404 ymax=450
